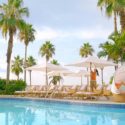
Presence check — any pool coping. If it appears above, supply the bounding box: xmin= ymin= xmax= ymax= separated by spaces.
xmin=0 ymin=95 xmax=125 ymax=108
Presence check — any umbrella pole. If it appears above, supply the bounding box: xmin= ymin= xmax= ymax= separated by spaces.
xmin=101 ymin=68 xmax=104 ymax=85
xmin=87 ymin=67 xmax=89 ymax=85
xmin=29 ymin=70 xmax=32 ymax=86
xmin=81 ymin=76 xmax=83 ymax=86
xmin=45 ymin=59 xmax=48 ymax=87
xmin=89 ymin=62 xmax=92 ymax=91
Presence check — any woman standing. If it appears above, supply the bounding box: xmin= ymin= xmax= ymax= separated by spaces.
xmin=90 ymin=68 xmax=99 ymax=91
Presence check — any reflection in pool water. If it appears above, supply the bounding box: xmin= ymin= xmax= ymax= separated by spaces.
xmin=0 ymin=99 xmax=125 ymax=125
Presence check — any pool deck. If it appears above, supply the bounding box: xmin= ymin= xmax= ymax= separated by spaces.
xmin=0 ymin=95 xmax=125 ymax=106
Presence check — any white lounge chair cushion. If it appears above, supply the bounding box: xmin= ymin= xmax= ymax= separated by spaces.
xmin=30 ymin=86 xmax=36 ymax=91
xmin=71 ymin=85 xmax=76 ymax=89
xmin=96 ymin=85 xmax=103 ymax=90
xmin=106 ymin=85 xmax=111 ymax=90
xmin=79 ymin=85 xmax=87 ymax=91
xmin=55 ymin=86 xmax=63 ymax=91
xmin=37 ymin=86 xmax=43 ymax=91
xmin=25 ymin=86 xmax=31 ymax=91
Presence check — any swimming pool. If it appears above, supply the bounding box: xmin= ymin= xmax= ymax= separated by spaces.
xmin=0 ymin=98 xmax=125 ymax=125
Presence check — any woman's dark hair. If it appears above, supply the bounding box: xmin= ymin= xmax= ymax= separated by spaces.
xmin=96 ymin=69 xmax=99 ymax=76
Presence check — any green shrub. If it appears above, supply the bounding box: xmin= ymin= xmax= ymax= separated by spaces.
xmin=0 ymin=79 xmax=26 ymax=95
xmin=0 ymin=79 xmax=6 ymax=90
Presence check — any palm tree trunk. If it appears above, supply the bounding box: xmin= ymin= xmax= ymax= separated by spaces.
xmin=17 ymin=75 xmax=19 ymax=80
xmin=120 ymin=9 xmax=125 ymax=32
xmin=45 ymin=58 xmax=48 ymax=86
xmin=114 ymin=60 xmax=118 ymax=71
xmin=6 ymin=29 xmax=13 ymax=84
xmin=115 ymin=65 xmax=118 ymax=70
xmin=24 ymin=45 xmax=27 ymax=82
xmin=114 ymin=11 xmax=118 ymax=33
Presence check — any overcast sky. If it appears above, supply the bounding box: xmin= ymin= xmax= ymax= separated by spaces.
xmin=0 ymin=0 xmax=115 ymax=84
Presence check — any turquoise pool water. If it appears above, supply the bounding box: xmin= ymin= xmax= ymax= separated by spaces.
xmin=0 ymin=99 xmax=125 ymax=125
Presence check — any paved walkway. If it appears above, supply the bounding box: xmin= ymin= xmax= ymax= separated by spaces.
xmin=0 ymin=95 xmax=125 ymax=105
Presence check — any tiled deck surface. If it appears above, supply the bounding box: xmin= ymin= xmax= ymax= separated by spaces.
xmin=0 ymin=95 xmax=125 ymax=106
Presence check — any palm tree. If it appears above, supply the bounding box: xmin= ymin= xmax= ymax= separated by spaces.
xmin=19 ymin=23 xmax=35 ymax=82
xmin=98 ymin=34 xmax=119 ymax=70
xmin=79 ymin=42 xmax=94 ymax=57
xmin=97 ymin=0 xmax=125 ymax=32
xmin=11 ymin=55 xmax=23 ymax=80
xmin=26 ymin=56 xmax=36 ymax=86
xmin=97 ymin=42 xmax=109 ymax=58
xmin=0 ymin=0 xmax=29 ymax=83
xmin=26 ymin=56 xmax=36 ymax=67
xmin=97 ymin=0 xmax=118 ymax=32
xmin=51 ymin=59 xmax=59 ymax=65
xmin=98 ymin=41 xmax=120 ymax=63
xmin=79 ymin=42 xmax=94 ymax=86
xmin=39 ymin=41 xmax=55 ymax=86
xmin=98 ymin=32 xmax=125 ymax=64
xmin=49 ymin=59 xmax=62 ymax=85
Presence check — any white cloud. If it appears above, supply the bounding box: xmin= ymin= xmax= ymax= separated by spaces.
xmin=75 ymin=28 xmax=111 ymax=39
xmin=0 ymin=36 xmax=20 ymax=44
xmin=35 ymin=26 xmax=112 ymax=41
xmin=35 ymin=27 xmax=59 ymax=40
xmin=0 ymin=59 xmax=7 ymax=71
xmin=0 ymin=38 xmax=7 ymax=44
xmin=0 ymin=26 xmax=111 ymax=43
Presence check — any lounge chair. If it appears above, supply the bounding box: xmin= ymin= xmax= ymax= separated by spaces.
xmin=31 ymin=85 xmax=45 ymax=97
xmin=74 ymin=84 xmax=102 ymax=100
xmin=49 ymin=85 xmax=64 ymax=98
xmin=81 ymin=91 xmax=100 ymax=100
xmin=94 ymin=84 xmax=103 ymax=95
xmin=103 ymin=84 xmax=112 ymax=97
xmin=58 ymin=85 xmax=79 ymax=98
xmin=15 ymin=86 xmax=36 ymax=96
xmin=44 ymin=85 xmax=58 ymax=98
xmin=50 ymin=85 xmax=81 ymax=98
xmin=93 ymin=84 xmax=112 ymax=100
xmin=72 ymin=85 xmax=87 ymax=99
xmin=26 ymin=85 xmax=49 ymax=97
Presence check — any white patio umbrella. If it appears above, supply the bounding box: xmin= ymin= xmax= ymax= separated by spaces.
xmin=66 ymin=56 xmax=117 ymax=84
xmin=48 ymin=70 xmax=74 ymax=85
xmin=48 ymin=70 xmax=90 ymax=85
xmin=77 ymin=70 xmax=90 ymax=76
xmin=66 ymin=56 xmax=116 ymax=68
xmin=64 ymin=70 xmax=90 ymax=85
xmin=48 ymin=70 xmax=73 ymax=76
xmin=26 ymin=63 xmax=66 ymax=72
xmin=26 ymin=62 xmax=67 ymax=86
xmin=63 ymin=70 xmax=89 ymax=77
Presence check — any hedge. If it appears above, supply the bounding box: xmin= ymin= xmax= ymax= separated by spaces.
xmin=0 ymin=79 xmax=26 ymax=95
